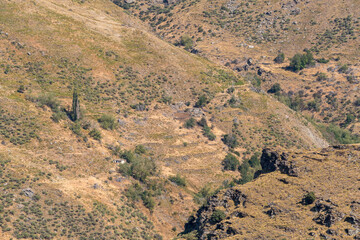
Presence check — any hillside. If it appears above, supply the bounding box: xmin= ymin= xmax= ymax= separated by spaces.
xmin=183 ymin=145 xmax=360 ymax=239
xmin=119 ymin=0 xmax=360 ymax=139
xmin=0 ymin=0 xmax=358 ymax=239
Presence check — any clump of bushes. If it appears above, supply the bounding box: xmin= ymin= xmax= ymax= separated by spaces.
xmin=98 ymin=114 xmax=117 ymax=130
xmin=222 ymin=134 xmax=238 ymax=149
xmin=222 ymin=153 xmax=239 ymax=171
xmin=238 ymin=152 xmax=261 ymax=184
xmin=198 ymin=117 xmax=216 ymax=141
xmin=135 ymin=145 xmax=147 ymax=155
xmin=289 ymin=50 xmax=315 ymax=72
xmin=169 ymin=174 xmax=186 ymax=187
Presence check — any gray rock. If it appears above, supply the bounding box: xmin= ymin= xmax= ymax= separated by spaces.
xmin=22 ymin=188 xmax=34 ymax=198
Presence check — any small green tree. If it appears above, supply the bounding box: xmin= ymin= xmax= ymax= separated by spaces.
xmin=72 ymin=89 xmax=81 ymax=121
xmin=222 ymin=153 xmax=239 ymax=171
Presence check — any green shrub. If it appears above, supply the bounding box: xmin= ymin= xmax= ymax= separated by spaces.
xmin=194 ymin=95 xmax=208 ymax=108
xmin=36 ymin=93 xmax=60 ymax=112
xmin=179 ymin=35 xmax=193 ymax=50
xmin=135 ymin=145 xmax=146 ymax=155
xmin=238 ymin=161 xmax=253 ymax=184
xmin=248 ymin=152 xmax=261 ymax=168
xmin=184 ymin=118 xmax=196 ymax=129
xmin=193 ymin=186 xmax=212 ymax=205
xmin=289 ymin=51 xmax=315 ymax=72
xmin=89 ymin=128 xmax=102 ymax=140
xmin=338 ymin=64 xmax=349 ymax=73
xmin=222 ymin=134 xmax=238 ymax=149
xmin=51 ymin=111 xmax=67 ymax=123
xmin=316 ymin=72 xmax=327 ymax=81
xmin=141 ymin=191 xmax=155 ymax=212
xmin=302 ymin=192 xmax=316 ymax=205
xmin=222 ymin=153 xmax=239 ymax=171
xmin=267 ymin=83 xmax=281 ymax=95
xmin=169 ymin=174 xmax=186 ymax=187
xmin=210 ymin=209 xmax=226 ymax=224
xmin=317 ymin=58 xmax=329 ymax=63
xmin=98 ymin=114 xmax=117 ymax=130
xmin=274 ymin=52 xmax=285 ymax=63
xmin=119 ymin=156 xmax=156 ymax=182
xmin=203 ymin=126 xmax=216 ymax=141
xmin=70 ymin=122 xmax=82 ymax=136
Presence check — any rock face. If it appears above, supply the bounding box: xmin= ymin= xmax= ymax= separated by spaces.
xmin=182 ymin=145 xmax=360 ymax=239
xmin=183 ymin=189 xmax=247 ymax=239
xmin=260 ymin=148 xmax=299 ymax=176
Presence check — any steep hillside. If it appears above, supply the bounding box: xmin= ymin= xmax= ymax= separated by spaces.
xmin=118 ymin=0 xmax=360 ymax=139
xmin=0 ymin=0 xmax=339 ymax=239
xmin=183 ymin=145 xmax=360 ymax=239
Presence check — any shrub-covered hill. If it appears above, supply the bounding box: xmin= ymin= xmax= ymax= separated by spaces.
xmin=0 ymin=0 xmax=340 ymax=239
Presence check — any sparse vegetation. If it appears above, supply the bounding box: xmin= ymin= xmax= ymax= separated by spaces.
xmin=169 ymin=174 xmax=186 ymax=187
xmin=184 ymin=118 xmax=196 ymax=129
xmin=98 ymin=114 xmax=117 ymax=130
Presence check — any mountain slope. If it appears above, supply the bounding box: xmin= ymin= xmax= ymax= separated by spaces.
xmin=0 ymin=0 xmax=336 ymax=239
xmin=184 ymin=145 xmax=360 ymax=239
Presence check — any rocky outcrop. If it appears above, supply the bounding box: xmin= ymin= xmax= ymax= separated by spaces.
xmin=183 ymin=189 xmax=247 ymax=239
xmin=260 ymin=148 xmax=299 ymax=176
xmin=312 ymin=200 xmax=345 ymax=227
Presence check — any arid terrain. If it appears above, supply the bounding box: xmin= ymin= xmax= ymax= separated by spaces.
xmin=0 ymin=0 xmax=359 ymax=239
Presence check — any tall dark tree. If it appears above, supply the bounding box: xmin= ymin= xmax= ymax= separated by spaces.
xmin=72 ymin=89 xmax=80 ymax=121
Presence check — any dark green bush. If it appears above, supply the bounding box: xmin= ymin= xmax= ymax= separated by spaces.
xmin=210 ymin=209 xmax=226 ymax=224
xmin=302 ymin=192 xmax=316 ymax=205
xmin=222 ymin=134 xmax=238 ymax=149
xmin=338 ymin=64 xmax=349 ymax=73
xmin=316 ymin=72 xmax=327 ymax=81
xmin=267 ymin=83 xmax=281 ymax=95
xmin=289 ymin=51 xmax=315 ymax=72
xmin=222 ymin=153 xmax=239 ymax=171
xmin=203 ymin=126 xmax=216 ymax=141
xmin=194 ymin=95 xmax=208 ymax=108
xmin=274 ymin=52 xmax=285 ymax=63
